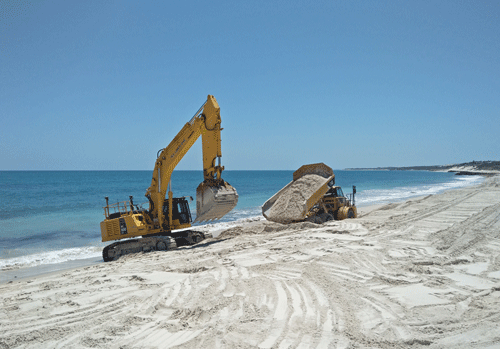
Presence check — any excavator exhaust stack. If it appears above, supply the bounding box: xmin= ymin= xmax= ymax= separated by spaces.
xmin=195 ymin=180 xmax=239 ymax=222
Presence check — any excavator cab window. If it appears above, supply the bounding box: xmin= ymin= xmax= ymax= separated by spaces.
xmin=163 ymin=198 xmax=192 ymax=224
xmin=176 ymin=199 xmax=192 ymax=224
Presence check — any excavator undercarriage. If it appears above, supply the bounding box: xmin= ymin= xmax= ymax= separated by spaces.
xmin=102 ymin=230 xmax=212 ymax=262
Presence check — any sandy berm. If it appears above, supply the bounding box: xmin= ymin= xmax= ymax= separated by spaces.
xmin=1 ymin=176 xmax=500 ymax=348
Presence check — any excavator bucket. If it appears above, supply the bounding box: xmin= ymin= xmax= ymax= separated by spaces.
xmin=195 ymin=181 xmax=239 ymax=222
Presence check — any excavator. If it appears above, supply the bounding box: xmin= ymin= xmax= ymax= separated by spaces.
xmin=100 ymin=95 xmax=238 ymax=262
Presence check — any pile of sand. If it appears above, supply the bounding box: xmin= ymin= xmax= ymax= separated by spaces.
xmin=264 ymin=174 xmax=327 ymax=223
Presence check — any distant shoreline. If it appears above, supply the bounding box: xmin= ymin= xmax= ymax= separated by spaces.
xmin=345 ymin=160 xmax=500 ymax=177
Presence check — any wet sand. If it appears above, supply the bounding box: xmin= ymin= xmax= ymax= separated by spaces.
xmin=1 ymin=176 xmax=500 ymax=348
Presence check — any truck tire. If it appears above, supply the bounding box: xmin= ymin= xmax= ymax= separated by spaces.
xmin=348 ymin=208 xmax=355 ymax=218
xmin=337 ymin=207 xmax=348 ymax=220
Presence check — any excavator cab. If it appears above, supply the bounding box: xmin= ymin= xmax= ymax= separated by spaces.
xmin=163 ymin=197 xmax=192 ymax=225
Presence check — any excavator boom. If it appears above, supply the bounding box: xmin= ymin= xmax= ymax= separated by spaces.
xmin=147 ymin=95 xmax=238 ymax=226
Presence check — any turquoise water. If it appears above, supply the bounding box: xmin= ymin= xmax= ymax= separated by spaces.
xmin=0 ymin=170 xmax=484 ymax=271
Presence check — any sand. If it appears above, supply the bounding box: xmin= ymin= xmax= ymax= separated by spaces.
xmin=1 ymin=176 xmax=500 ymax=348
xmin=264 ymin=174 xmax=328 ymax=223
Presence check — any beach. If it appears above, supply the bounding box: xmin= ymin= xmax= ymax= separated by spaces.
xmin=1 ymin=176 xmax=500 ymax=348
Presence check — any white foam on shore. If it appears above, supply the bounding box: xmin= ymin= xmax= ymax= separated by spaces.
xmin=0 ymin=216 xmax=266 ymax=272
xmin=0 ymin=246 xmax=103 ymax=271
xmin=356 ymin=175 xmax=484 ymax=205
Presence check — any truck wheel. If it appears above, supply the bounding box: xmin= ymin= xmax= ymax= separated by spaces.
xmin=337 ymin=207 xmax=348 ymax=220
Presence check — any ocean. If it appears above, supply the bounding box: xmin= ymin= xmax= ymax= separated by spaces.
xmin=0 ymin=170 xmax=484 ymax=281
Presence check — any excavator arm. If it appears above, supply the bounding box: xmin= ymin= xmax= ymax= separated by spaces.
xmin=200 ymin=95 xmax=224 ymax=182
xmin=145 ymin=95 xmax=238 ymax=228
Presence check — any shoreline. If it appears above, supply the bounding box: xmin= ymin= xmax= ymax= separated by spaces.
xmin=0 ymin=170 xmax=485 ymax=277
xmin=344 ymin=160 xmax=500 ymax=176
xmin=344 ymin=168 xmax=500 ymax=175
xmin=0 ymin=175 xmax=486 ymax=285
xmin=0 ymin=256 xmax=102 ymax=285
xmin=0 ymin=202 xmax=386 ymax=285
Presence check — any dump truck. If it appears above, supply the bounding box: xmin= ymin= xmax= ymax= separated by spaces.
xmin=100 ymin=95 xmax=238 ymax=261
xmin=262 ymin=163 xmax=357 ymax=224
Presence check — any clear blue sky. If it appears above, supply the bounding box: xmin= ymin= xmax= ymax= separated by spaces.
xmin=1 ymin=0 xmax=499 ymax=170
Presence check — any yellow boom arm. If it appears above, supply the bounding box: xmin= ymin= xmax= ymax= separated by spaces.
xmin=145 ymin=95 xmax=237 ymax=229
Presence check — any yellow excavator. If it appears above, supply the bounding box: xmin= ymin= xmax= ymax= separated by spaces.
xmin=100 ymin=95 xmax=238 ymax=262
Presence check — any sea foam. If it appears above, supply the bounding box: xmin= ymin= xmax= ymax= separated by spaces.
xmin=0 ymin=246 xmax=103 ymax=271
xmin=357 ymin=175 xmax=483 ymax=205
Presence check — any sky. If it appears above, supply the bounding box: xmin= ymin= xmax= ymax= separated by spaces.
xmin=1 ymin=0 xmax=499 ymax=170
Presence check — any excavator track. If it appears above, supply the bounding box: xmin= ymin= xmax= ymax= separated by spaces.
xmin=102 ymin=231 xmax=212 ymax=262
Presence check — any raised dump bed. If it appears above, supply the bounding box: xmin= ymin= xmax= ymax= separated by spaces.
xmin=262 ymin=163 xmax=335 ymax=223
